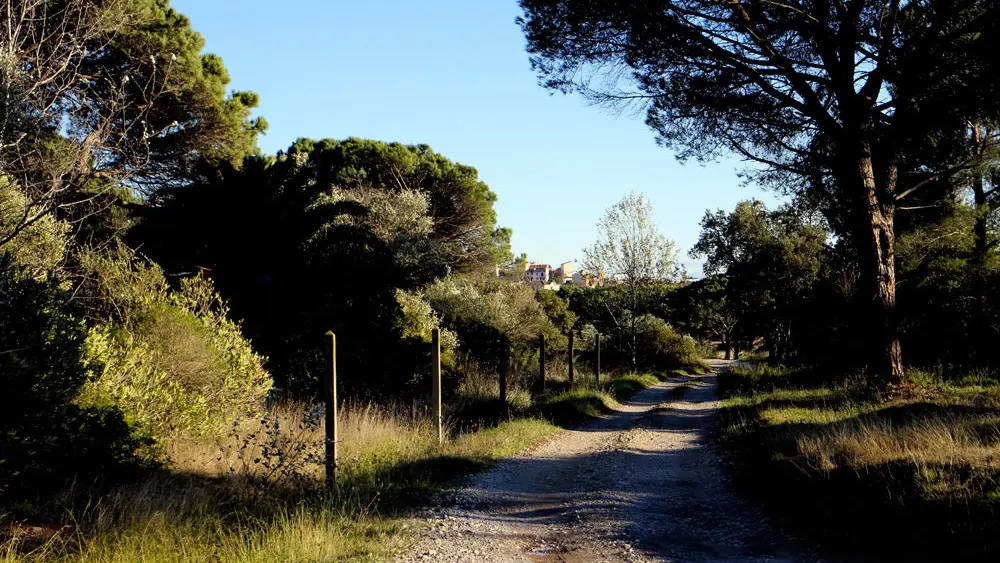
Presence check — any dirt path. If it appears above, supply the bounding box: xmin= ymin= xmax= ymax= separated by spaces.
xmin=400 ymin=360 xmax=813 ymax=562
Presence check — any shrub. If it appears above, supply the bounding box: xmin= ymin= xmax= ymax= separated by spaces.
xmin=0 ymin=257 xmax=144 ymax=498
xmin=634 ymin=314 xmax=700 ymax=368
xmin=426 ymin=277 xmax=562 ymax=346
xmin=171 ymin=276 xmax=273 ymax=421
xmin=78 ymin=247 xmax=272 ymax=444
xmin=395 ymin=288 xmax=458 ymax=364
xmin=75 ymin=242 xmax=167 ymax=327
xmin=577 ymin=323 xmax=601 ymax=352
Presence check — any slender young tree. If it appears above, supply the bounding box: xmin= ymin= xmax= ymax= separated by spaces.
xmin=583 ymin=193 xmax=681 ymax=370
xmin=960 ymin=122 xmax=999 ymax=363
xmin=519 ymin=0 xmax=1000 ymax=384
xmin=967 ymin=123 xmax=1000 ymax=268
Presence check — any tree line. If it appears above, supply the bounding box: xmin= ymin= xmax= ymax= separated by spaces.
xmin=519 ymin=0 xmax=1000 ymax=384
xmin=4 ymin=0 xmax=1000 ymax=529
xmin=0 ymin=0 xmax=530 ymax=501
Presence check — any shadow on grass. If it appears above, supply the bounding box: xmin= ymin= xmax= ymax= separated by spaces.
xmin=718 ymin=368 xmax=1000 ymax=562
xmin=0 ymin=445 xmax=522 ymax=559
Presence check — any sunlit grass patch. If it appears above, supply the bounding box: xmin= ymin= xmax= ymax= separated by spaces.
xmin=447 ymin=419 xmax=558 ymax=461
xmin=534 ymin=371 xmax=668 ymax=425
xmin=664 ymin=361 xmax=713 ymax=377
xmin=6 ymin=372 xmax=671 ymax=563
xmin=609 ymin=373 xmax=661 ymax=402
xmin=6 ymin=505 xmax=399 ymax=563
xmin=792 ymin=411 xmax=1000 ymax=475
xmin=758 ymin=406 xmax=857 ymax=426
xmin=1 ymin=401 xmax=561 ymax=563
xmin=765 ymin=386 xmax=840 ymax=403
xmin=905 ymin=367 xmax=1000 ymax=408
xmin=536 ymin=386 xmax=619 ymax=425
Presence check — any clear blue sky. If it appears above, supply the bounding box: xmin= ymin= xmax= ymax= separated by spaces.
xmin=172 ymin=0 xmax=784 ymax=276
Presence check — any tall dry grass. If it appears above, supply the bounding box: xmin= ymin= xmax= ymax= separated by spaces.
xmin=795 ymin=411 xmax=1000 ymax=478
xmin=718 ymin=363 xmax=1000 ymax=559
xmin=166 ymin=401 xmax=437 ymax=485
xmin=2 ymin=399 xmax=558 ymax=562
xmin=2 ymin=358 xmax=676 ymax=562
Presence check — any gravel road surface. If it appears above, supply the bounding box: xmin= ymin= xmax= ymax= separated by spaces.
xmin=400 ymin=360 xmax=813 ymax=562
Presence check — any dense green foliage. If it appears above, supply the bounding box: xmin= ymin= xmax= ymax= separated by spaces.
xmin=78 ymin=249 xmax=272 ymax=441
xmin=0 ymin=0 xmax=265 ymax=254
xmin=558 ymin=281 xmax=700 ymax=373
xmin=687 ymin=201 xmax=827 ymax=361
xmin=0 ymin=181 xmax=69 ymax=279
xmin=0 ymin=257 xmax=144 ymax=499
xmin=0 ymin=0 xmax=275 ymax=505
xmin=681 ymin=195 xmax=1000 ymax=373
xmin=129 ymin=139 xmax=511 ymax=396
xmin=632 ymin=315 xmax=700 ymax=369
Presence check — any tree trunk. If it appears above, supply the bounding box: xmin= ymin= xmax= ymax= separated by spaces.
xmin=781 ymin=322 xmax=792 ymax=362
xmin=970 ymin=125 xmax=990 ymax=363
xmin=630 ymin=285 xmax=638 ymax=371
xmin=631 ymin=316 xmax=637 ymax=371
xmin=854 ymin=151 xmax=905 ymax=385
xmin=973 ymin=169 xmax=989 ymax=267
xmin=972 ymin=124 xmax=990 ymax=268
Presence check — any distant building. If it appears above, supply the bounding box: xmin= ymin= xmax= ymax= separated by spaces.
xmin=551 ymin=261 xmax=575 ymax=284
xmin=519 ymin=259 xmax=604 ymax=290
xmin=525 ymin=263 xmax=552 ymax=283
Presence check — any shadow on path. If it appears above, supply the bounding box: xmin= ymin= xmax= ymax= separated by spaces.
xmin=405 ymin=362 xmax=815 ymax=562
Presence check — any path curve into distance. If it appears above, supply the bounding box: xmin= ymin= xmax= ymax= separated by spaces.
xmin=400 ymin=360 xmax=815 ymax=563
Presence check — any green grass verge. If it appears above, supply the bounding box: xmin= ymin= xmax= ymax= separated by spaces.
xmin=533 ymin=370 xmax=688 ymax=426
xmin=529 ymin=359 xmax=711 ymax=428
xmin=718 ymin=363 xmax=1000 ymax=562
xmin=666 ymin=361 xmax=713 ymax=378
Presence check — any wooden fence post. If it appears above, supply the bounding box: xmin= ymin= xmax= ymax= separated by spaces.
xmin=568 ymin=330 xmax=575 ymax=383
xmin=595 ymin=333 xmax=601 ymax=383
xmin=431 ymin=328 xmax=443 ymax=444
xmin=539 ymin=334 xmax=546 ymax=393
xmin=324 ymin=331 xmax=338 ymax=489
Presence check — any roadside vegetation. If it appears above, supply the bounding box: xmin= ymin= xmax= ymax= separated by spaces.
xmin=2 ymin=361 xmax=705 ymax=562
xmin=720 ymin=364 xmax=1000 ymax=561
xmin=0 ymin=1 xmax=704 ymax=557
xmin=1 ymin=407 xmax=555 ymax=562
